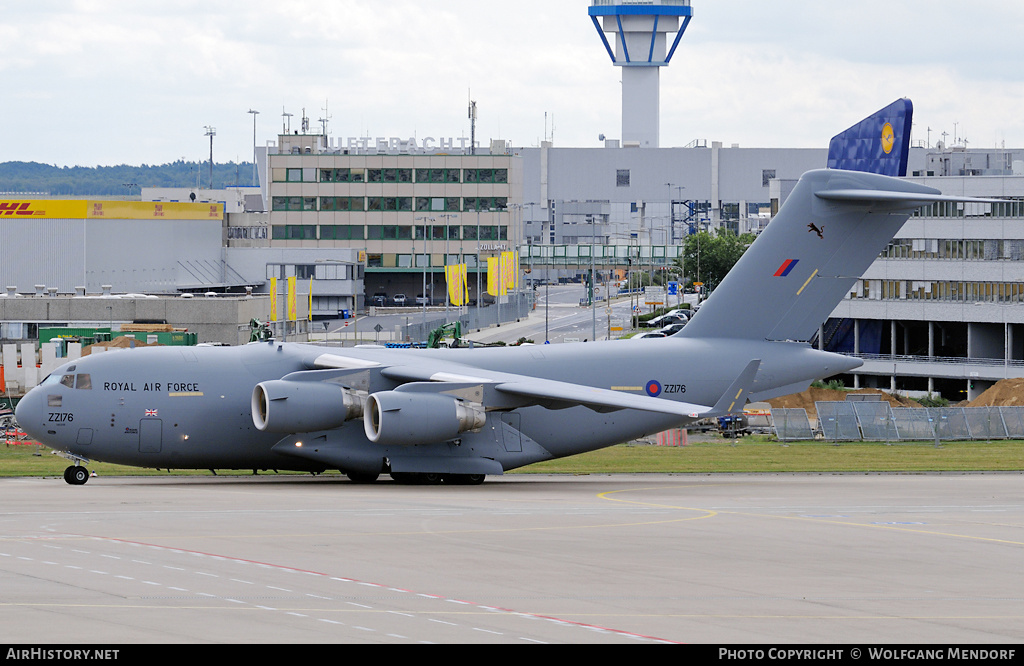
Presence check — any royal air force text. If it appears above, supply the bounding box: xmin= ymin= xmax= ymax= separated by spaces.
xmin=102 ymin=382 xmax=199 ymax=393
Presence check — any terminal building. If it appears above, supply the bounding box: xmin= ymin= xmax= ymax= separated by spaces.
xmin=260 ymin=129 xmax=521 ymax=307
xmin=824 ymin=157 xmax=1024 ymax=401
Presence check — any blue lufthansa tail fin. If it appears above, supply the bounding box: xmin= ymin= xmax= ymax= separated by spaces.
xmin=827 ymin=98 xmax=913 ymax=177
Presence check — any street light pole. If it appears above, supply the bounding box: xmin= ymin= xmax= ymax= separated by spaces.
xmin=476 ymin=209 xmax=482 ymax=324
xmin=415 ymin=216 xmax=435 ymax=328
xmin=591 ymin=216 xmax=596 ymax=341
xmin=248 ymin=109 xmax=260 ymax=186
xmin=438 ymin=213 xmax=458 ymax=320
xmin=545 ymin=279 xmax=549 ymax=344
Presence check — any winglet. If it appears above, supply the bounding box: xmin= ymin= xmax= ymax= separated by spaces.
xmin=705 ymin=360 xmax=761 ymax=418
xmin=827 ymin=98 xmax=913 ymax=177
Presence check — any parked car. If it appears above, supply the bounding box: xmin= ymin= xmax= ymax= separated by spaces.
xmin=393 ymin=293 xmax=407 ymax=306
xmin=634 ymin=331 xmax=667 ymax=339
xmin=415 ymin=294 xmax=430 ymax=306
xmin=658 ymin=323 xmax=686 ymax=337
xmin=642 ymin=312 xmax=688 ymax=328
xmin=371 ymin=293 xmax=387 ymax=307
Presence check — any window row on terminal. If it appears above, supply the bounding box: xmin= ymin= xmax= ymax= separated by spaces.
xmin=274 ymin=167 xmax=509 ymax=185
xmin=272 ymin=224 xmax=508 ymax=242
xmin=272 ymin=195 xmax=509 ymax=213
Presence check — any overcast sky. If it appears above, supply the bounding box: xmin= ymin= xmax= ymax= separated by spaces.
xmin=4 ymin=0 xmax=1022 ymax=167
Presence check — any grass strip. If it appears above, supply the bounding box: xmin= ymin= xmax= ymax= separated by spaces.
xmin=2 ymin=436 xmax=1022 ymax=479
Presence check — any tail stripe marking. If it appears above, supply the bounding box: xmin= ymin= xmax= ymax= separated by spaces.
xmin=796 ymin=270 xmax=819 ymax=297
xmin=774 ymin=259 xmax=799 ymax=277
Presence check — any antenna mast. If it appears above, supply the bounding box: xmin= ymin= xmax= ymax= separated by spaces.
xmin=203 ymin=126 xmax=216 ymax=190
xmin=319 ymin=100 xmax=332 ymax=138
xmin=468 ymin=98 xmax=477 ymax=156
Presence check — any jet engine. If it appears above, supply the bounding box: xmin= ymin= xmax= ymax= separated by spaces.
xmin=252 ymin=380 xmax=364 ymax=433
xmin=363 ymin=391 xmax=486 ymax=446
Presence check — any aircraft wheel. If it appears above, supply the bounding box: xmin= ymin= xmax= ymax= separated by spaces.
xmin=443 ymin=474 xmax=486 ymax=486
xmin=346 ymin=471 xmax=380 ymax=484
xmin=65 ymin=466 xmax=89 ymax=486
xmin=422 ymin=473 xmax=443 ymax=485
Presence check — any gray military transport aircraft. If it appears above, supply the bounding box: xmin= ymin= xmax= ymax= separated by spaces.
xmin=16 ymin=100 xmax=988 ymax=485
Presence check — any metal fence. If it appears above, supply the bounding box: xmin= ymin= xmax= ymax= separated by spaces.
xmin=773 ymin=404 xmax=1024 ymax=442
xmin=771 ymin=408 xmax=815 ymax=441
xmin=816 ymin=402 xmax=862 ymax=442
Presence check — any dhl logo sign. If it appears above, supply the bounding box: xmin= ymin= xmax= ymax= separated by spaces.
xmin=0 ymin=202 xmax=43 ymax=216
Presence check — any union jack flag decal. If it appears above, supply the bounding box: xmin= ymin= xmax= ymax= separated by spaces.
xmin=145 ymin=409 xmax=158 ymax=417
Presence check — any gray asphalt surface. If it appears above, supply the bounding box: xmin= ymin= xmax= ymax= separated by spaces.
xmin=1 ymin=472 xmax=1021 ymax=644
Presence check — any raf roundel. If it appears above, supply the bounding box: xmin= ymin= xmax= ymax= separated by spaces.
xmin=645 ymin=380 xmax=663 ymax=397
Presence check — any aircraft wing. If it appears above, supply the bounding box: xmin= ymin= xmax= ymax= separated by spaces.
xmin=311 ymin=353 xmax=758 ymax=419
xmin=487 ymin=375 xmax=709 ymax=417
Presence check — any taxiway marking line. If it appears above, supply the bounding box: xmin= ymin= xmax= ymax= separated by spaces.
xmin=596 ymin=486 xmax=1024 ymax=546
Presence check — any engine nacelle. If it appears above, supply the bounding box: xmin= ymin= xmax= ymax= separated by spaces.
xmin=363 ymin=391 xmax=486 ymax=446
xmin=252 ymin=380 xmax=364 ymax=433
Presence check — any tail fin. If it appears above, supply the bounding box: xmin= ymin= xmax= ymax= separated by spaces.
xmin=827 ymin=98 xmax=913 ymax=177
xmin=679 ymin=99 xmax=964 ymax=343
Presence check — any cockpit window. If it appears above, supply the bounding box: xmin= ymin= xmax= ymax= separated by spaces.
xmin=56 ymin=373 xmax=92 ymax=390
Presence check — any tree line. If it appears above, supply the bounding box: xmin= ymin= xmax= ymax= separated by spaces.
xmin=0 ymin=160 xmax=257 ymax=196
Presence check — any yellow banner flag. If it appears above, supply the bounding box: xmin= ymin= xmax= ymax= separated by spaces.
xmin=446 ymin=264 xmax=467 ymax=306
xmin=287 ymin=276 xmax=297 ymax=322
xmin=308 ymin=277 xmax=313 ymax=322
xmin=487 ymin=257 xmax=506 ymax=297
xmin=502 ymin=251 xmax=518 ymax=290
xmin=446 ymin=264 xmax=462 ymax=305
xmin=270 ymin=277 xmax=278 ymax=322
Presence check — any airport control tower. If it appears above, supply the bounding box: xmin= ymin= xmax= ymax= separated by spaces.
xmin=589 ymin=0 xmax=694 ymax=148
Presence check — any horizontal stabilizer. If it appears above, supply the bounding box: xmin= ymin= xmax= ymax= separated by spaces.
xmin=816 ymin=189 xmax=1004 ymax=208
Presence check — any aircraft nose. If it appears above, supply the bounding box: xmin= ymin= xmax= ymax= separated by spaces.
xmin=14 ymin=389 xmax=45 ymax=443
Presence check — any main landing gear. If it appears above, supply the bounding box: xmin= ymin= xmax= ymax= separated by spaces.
xmin=388 ymin=472 xmax=486 ymax=485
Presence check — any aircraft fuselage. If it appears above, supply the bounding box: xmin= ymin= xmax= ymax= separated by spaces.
xmin=16 ymin=338 xmax=856 ymax=479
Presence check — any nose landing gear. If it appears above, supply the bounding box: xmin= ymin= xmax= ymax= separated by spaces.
xmin=63 ymin=465 xmax=90 ymax=485
xmin=55 ymin=452 xmax=93 ymax=485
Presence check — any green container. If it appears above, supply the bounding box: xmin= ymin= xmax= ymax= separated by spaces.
xmin=38 ymin=327 xmax=112 ymax=344
xmin=110 ymin=331 xmax=196 ymax=346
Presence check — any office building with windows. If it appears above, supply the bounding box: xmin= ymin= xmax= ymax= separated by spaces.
xmin=822 ymin=163 xmax=1024 ymax=401
xmin=262 ymin=131 xmax=522 ymax=306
